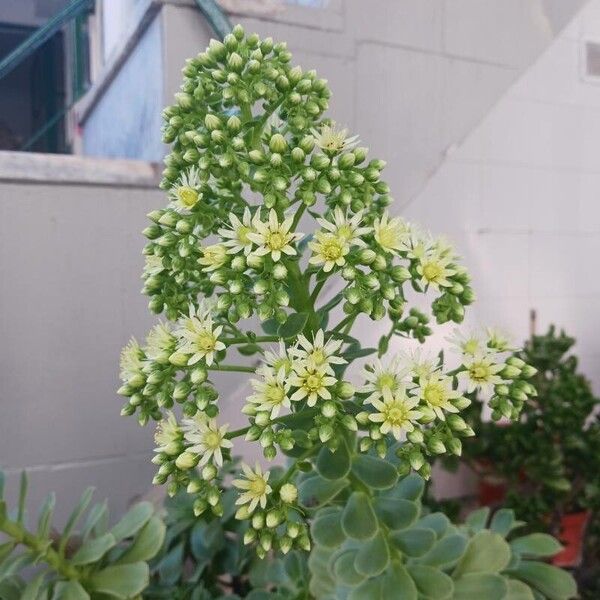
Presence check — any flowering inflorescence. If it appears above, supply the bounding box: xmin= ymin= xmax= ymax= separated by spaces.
xmin=119 ymin=25 xmax=537 ymax=559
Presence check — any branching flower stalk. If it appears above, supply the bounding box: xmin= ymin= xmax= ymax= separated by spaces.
xmin=118 ymin=25 xmax=537 ymax=562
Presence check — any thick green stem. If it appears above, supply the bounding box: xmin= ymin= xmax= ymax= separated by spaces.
xmin=226 ymin=408 xmax=319 ymax=440
xmin=210 ymin=364 xmax=256 ymax=373
xmin=0 ymin=518 xmax=79 ymax=580
xmin=223 ymin=336 xmax=280 ymax=346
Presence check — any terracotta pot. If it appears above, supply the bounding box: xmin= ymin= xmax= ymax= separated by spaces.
xmin=552 ymin=511 xmax=591 ymax=568
xmin=478 ymin=476 xmax=507 ymax=507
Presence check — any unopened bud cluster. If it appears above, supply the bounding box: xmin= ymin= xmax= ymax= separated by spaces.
xmin=119 ymin=27 xmax=537 ymax=561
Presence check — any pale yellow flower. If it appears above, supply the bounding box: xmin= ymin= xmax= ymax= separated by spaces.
xmin=289 ymin=329 xmax=345 ymax=371
xmin=416 ymin=250 xmax=456 ymax=290
xmin=290 ymin=364 xmax=337 ymax=406
xmin=311 ymin=122 xmax=359 ymax=155
xmin=182 ymin=415 xmax=232 ymax=467
xmin=169 ymin=168 xmax=202 ymax=211
xmin=247 ymin=209 xmax=303 ymax=262
xmin=308 ymin=231 xmax=350 ymax=272
xmin=198 ymin=243 xmax=228 ymax=272
xmin=459 ymin=352 xmax=504 ymax=395
xmin=175 ymin=305 xmax=225 ymax=366
xmin=262 ymin=341 xmax=293 ymax=376
xmin=247 ymin=368 xmax=291 ymax=419
xmin=144 ymin=254 xmax=165 ymax=276
xmin=361 ymin=357 xmax=410 ymax=404
xmin=154 ymin=412 xmax=181 ymax=455
xmin=368 ymin=388 xmax=422 ymax=440
xmin=373 ymin=211 xmax=411 ymax=254
xmin=400 ymin=348 xmax=440 ymax=380
xmin=316 ymin=208 xmax=371 ymax=246
xmin=145 ymin=322 xmax=174 ymax=363
xmin=446 ymin=328 xmax=485 ymax=357
xmin=120 ymin=338 xmax=143 ymax=381
xmin=218 ymin=207 xmax=255 ymax=255
xmin=233 ymin=463 xmax=272 ymax=514
xmin=416 ymin=372 xmax=461 ymax=420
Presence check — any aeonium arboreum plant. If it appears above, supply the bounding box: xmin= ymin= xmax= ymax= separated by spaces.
xmin=118 ymin=25 xmax=543 ymax=596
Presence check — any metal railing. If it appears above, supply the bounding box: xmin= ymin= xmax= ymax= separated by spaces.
xmin=0 ymin=0 xmax=231 ymax=154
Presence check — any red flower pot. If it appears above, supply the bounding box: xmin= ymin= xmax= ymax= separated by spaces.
xmin=478 ymin=476 xmax=507 ymax=507
xmin=552 ymin=511 xmax=591 ymax=568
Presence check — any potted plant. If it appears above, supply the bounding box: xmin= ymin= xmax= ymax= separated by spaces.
xmin=447 ymin=326 xmax=600 ymax=593
xmin=117 ymin=25 xmax=576 ymax=598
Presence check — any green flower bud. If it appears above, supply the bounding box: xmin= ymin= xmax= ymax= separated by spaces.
xmin=205 ymin=113 xmax=221 ymax=130
xmin=269 ymin=133 xmax=287 ymax=153
xmin=521 ymin=364 xmax=538 ymax=378
xmin=341 ymin=414 xmax=358 ymax=431
xmin=299 ymin=135 xmax=315 ymax=153
xmin=447 ymin=438 xmax=462 ymax=456
xmin=319 ymin=424 xmax=334 ymax=443
xmin=186 ymin=479 xmax=202 ymax=494
xmin=427 ymin=437 xmax=446 ymax=454
xmin=321 ymin=401 xmax=337 ymax=418
xmin=291 ymin=147 xmax=305 ymax=162
xmin=235 ymin=505 xmax=251 ymax=520
xmin=264 ymin=445 xmax=277 ymax=460
xmin=227 ymin=52 xmax=243 ymax=71
xmin=353 ymin=147 xmax=368 ymax=163
xmin=266 ymin=510 xmax=283 ymax=528
xmin=338 ymin=153 xmax=356 ymax=169
xmin=279 ymin=535 xmax=293 ymax=554
xmin=244 ymin=528 xmax=257 ymax=544
xmin=287 ymin=522 xmax=301 ymax=539
xmin=337 ymin=381 xmax=355 ymax=399
xmin=169 ymin=352 xmax=189 ymax=367
xmin=175 ymin=451 xmax=199 ymax=470
xmin=447 ymin=414 xmax=467 ymax=431
xmin=359 ymin=249 xmax=376 ymax=265
xmin=501 ymin=365 xmax=521 ymax=378
xmin=407 ymin=429 xmax=424 ymax=444
xmin=409 ymin=450 xmax=424 ymax=471
xmin=193 ymin=498 xmax=208 ymax=516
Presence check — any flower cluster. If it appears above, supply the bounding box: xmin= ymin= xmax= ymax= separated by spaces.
xmin=119 ymin=25 xmax=537 ymax=559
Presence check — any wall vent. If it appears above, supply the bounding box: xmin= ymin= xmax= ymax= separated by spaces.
xmin=583 ymin=40 xmax=600 ymax=81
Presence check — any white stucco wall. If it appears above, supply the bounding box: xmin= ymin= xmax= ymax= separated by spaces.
xmin=392 ymin=1 xmax=600 ymax=394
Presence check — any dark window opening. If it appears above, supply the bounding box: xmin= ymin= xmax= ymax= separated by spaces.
xmin=0 ymin=23 xmax=66 ymax=153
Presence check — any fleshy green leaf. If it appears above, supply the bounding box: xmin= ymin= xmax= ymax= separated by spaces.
xmin=510 ymin=534 xmax=563 ymax=558
xmin=36 ymin=493 xmax=56 ymax=538
xmin=348 ymin=575 xmax=383 ymax=600
xmin=394 ymin=473 xmax=425 ymax=501
xmin=490 ymin=509 xmax=516 ymax=537
xmin=390 ymin=528 xmax=436 ymax=557
xmin=352 ymin=455 xmax=398 ymax=490
xmin=453 ymin=531 xmax=511 ymax=577
xmin=407 ymin=564 xmax=453 ymax=599
xmin=419 ymin=534 xmax=468 ymax=568
xmin=333 ymin=550 xmax=365 ymax=586
xmin=21 ymin=573 xmax=45 ymax=600
xmin=452 ymin=573 xmax=507 ymax=600
xmin=505 ymin=579 xmax=535 ymax=600
xmin=277 ymin=312 xmax=308 ymax=338
xmin=342 ymin=492 xmax=378 ymax=540
xmin=311 ymin=509 xmax=345 ymax=548
xmin=59 ymin=487 xmax=94 ymax=554
xmin=117 ymin=515 xmax=165 ymax=564
xmin=71 ymin=532 xmax=116 ymax=565
xmin=354 ymin=530 xmax=390 ymax=577
xmin=465 ymin=507 xmax=490 ymax=533
xmin=109 ymin=501 xmax=153 ymax=542
xmin=87 ymin=562 xmax=149 ymax=598
xmin=298 ymin=475 xmax=348 ymax=508
xmin=52 ymin=581 xmax=90 ymax=600
xmin=316 ymin=439 xmax=351 ymax=480
xmin=509 ymin=561 xmax=577 ymax=600
xmin=382 ymin=561 xmax=418 ymax=599
xmin=17 ymin=472 xmax=28 ymax=524
xmin=418 ymin=513 xmax=450 ymax=539
xmin=373 ymin=497 xmax=418 ymax=531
